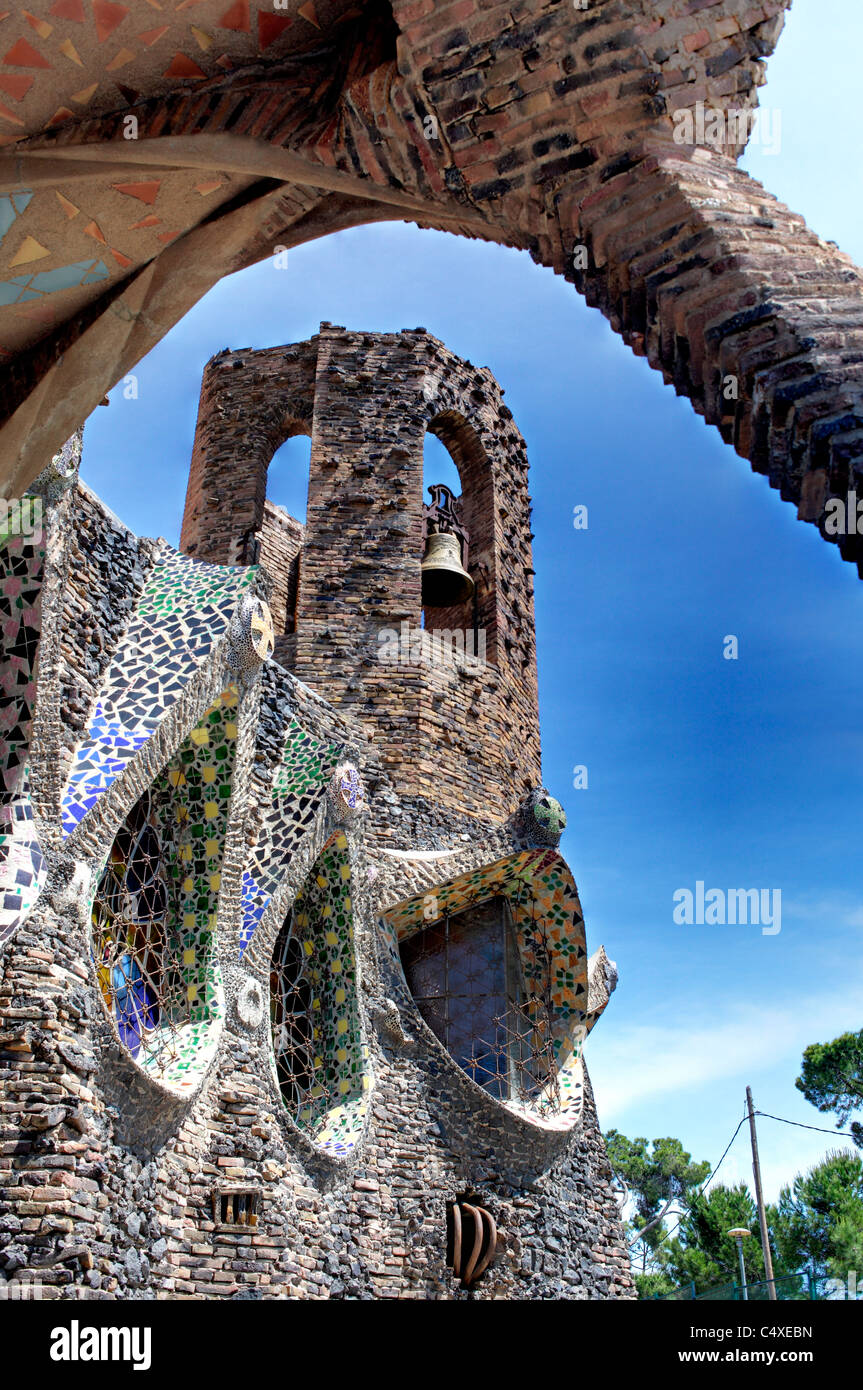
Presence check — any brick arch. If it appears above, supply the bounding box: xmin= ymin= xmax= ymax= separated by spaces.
xmin=2 ymin=0 xmax=862 ymax=576
xmin=181 ymin=345 xmax=317 ymax=566
xmin=423 ymin=409 xmax=499 ymax=664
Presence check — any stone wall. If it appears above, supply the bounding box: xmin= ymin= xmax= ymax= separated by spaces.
xmin=181 ymin=326 xmax=541 ymax=824
xmin=0 ymin=469 xmax=632 ymax=1301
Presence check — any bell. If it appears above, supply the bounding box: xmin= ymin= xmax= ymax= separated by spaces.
xmin=421 ymin=531 xmax=474 ymax=607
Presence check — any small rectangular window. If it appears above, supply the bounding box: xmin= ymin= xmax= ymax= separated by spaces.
xmin=212 ymin=1189 xmax=261 ymax=1227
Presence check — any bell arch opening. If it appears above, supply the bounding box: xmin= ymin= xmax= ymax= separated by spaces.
xmin=421 ymin=414 xmax=498 ymax=666
xmin=259 ymin=429 xmax=309 ymax=653
xmin=269 ymin=831 xmax=369 ymax=1157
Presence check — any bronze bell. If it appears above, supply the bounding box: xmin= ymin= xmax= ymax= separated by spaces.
xmin=421 ymin=531 xmax=474 ymax=607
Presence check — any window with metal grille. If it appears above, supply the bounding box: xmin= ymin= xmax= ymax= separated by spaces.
xmin=270 ymin=910 xmax=315 ymax=1117
xmin=92 ymin=789 xmax=168 ymax=1061
xmin=212 ymin=1190 xmax=260 ymax=1227
xmin=400 ymin=897 xmax=548 ymax=1103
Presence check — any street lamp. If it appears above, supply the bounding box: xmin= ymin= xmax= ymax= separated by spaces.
xmin=728 ymin=1228 xmax=752 ymax=1301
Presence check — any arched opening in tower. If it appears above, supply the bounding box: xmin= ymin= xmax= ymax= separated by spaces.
xmin=421 ymin=415 xmax=498 ymax=667
xmin=260 ymin=432 xmax=310 ymax=652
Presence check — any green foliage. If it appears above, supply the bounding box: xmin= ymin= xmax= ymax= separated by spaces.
xmin=796 ymin=1030 xmax=863 ymax=1143
xmin=773 ymin=1149 xmax=863 ymax=1278
xmin=604 ymin=1131 xmax=710 ymax=1256
xmin=663 ymin=1183 xmax=772 ymax=1293
xmin=634 ymin=1271 xmax=677 ymax=1300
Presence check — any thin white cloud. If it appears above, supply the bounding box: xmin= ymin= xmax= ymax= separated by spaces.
xmin=588 ymin=984 xmax=863 ymax=1118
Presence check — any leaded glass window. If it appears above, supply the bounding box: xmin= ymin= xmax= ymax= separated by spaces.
xmin=400 ymin=897 xmax=546 ymax=1103
xmin=92 ymin=790 xmax=168 ymax=1059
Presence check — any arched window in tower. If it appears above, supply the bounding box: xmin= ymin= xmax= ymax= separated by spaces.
xmin=92 ymin=789 xmax=168 ymax=1060
xmin=420 ymin=416 xmax=497 ymax=665
xmin=259 ymin=432 xmax=310 ymax=659
xmin=268 ymin=832 xmax=369 ymax=1156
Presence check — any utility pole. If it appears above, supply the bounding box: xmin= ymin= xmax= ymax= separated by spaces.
xmin=747 ymin=1086 xmax=777 ymax=1301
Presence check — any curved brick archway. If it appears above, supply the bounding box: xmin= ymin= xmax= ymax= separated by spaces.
xmin=1 ymin=0 xmax=862 ymax=574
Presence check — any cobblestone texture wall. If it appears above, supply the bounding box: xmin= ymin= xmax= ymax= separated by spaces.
xmin=0 ymin=467 xmax=632 ymax=1301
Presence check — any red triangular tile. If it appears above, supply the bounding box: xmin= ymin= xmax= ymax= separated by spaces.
xmin=218 ymin=0 xmax=249 ymax=32
xmin=93 ymin=0 xmax=128 ymax=43
xmin=163 ymin=52 xmax=207 ymax=79
xmin=25 ymin=12 xmax=53 ymax=38
xmin=110 ymin=247 xmax=133 ymax=269
xmin=50 ymin=0 xmax=85 ymax=20
xmin=258 ymin=12 xmax=292 ymax=50
xmin=137 ymin=24 xmax=169 ymax=46
xmin=129 ymin=214 xmax=160 ymax=229
xmin=0 ymin=73 xmax=34 ymax=101
xmin=46 ymin=105 xmax=75 ymax=126
xmin=84 ymin=220 xmax=107 ymax=244
xmin=0 ymin=99 xmax=24 ymax=126
xmin=111 ymin=180 xmax=160 ymax=205
xmin=298 ymin=2 xmax=320 ymax=29
xmin=2 ymin=38 xmax=52 ymax=68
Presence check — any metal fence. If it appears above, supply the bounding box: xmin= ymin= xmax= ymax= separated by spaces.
xmin=654 ymin=1271 xmax=862 ymax=1301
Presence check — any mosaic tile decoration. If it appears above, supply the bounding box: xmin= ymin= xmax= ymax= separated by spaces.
xmin=270 ymin=832 xmax=369 ymax=1157
xmin=239 ymin=719 xmax=344 ymax=957
xmin=383 ymin=850 xmax=588 ymax=1125
xmin=0 ymin=766 xmax=45 ymax=947
xmin=88 ymin=688 xmax=239 ymax=1093
xmin=61 ymin=545 xmax=256 ymax=838
xmin=0 ymin=523 xmax=46 ymax=944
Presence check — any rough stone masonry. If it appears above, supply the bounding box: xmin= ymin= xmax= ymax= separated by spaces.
xmin=0 ymin=336 xmax=632 ymax=1299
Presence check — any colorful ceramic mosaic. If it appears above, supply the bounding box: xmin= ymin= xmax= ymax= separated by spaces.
xmin=383 ymin=850 xmax=588 ymax=1124
xmin=525 ymin=787 xmax=567 ymax=846
xmin=0 ymin=765 xmax=45 ymax=947
xmin=270 ymin=832 xmax=368 ymax=1157
xmin=326 ymin=762 xmax=365 ymax=826
xmin=228 ymin=594 xmax=274 ymax=672
xmin=88 ymin=688 xmax=239 ymax=1092
xmin=239 ymin=719 xmax=343 ymax=957
xmin=61 ymin=545 xmax=255 ymax=837
xmin=0 ymin=521 xmax=46 ymax=944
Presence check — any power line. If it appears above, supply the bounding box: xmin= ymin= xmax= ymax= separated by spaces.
xmin=635 ymin=1115 xmax=750 ymax=1253
xmin=625 ymin=1103 xmax=861 ymax=1256
xmin=754 ymin=1109 xmax=857 ymax=1139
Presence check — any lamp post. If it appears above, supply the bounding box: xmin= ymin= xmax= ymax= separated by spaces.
xmin=729 ymin=1228 xmax=752 ymax=1301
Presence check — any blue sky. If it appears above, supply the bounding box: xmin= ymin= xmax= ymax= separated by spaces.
xmin=80 ymin=0 xmax=863 ymax=1205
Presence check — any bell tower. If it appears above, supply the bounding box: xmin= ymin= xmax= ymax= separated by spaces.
xmin=181 ymin=324 xmax=541 ymax=832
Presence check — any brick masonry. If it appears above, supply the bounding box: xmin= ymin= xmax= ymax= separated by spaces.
xmin=2 ymin=1 xmax=863 ymax=579
xmin=181 ymin=326 xmax=542 ymax=827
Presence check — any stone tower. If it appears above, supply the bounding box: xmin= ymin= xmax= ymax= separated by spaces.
xmin=0 ymin=329 xmax=631 ymax=1300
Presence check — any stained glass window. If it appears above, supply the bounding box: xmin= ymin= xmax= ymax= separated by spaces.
xmin=400 ymin=897 xmax=545 ymax=1102
xmin=92 ymin=790 xmax=168 ymax=1060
